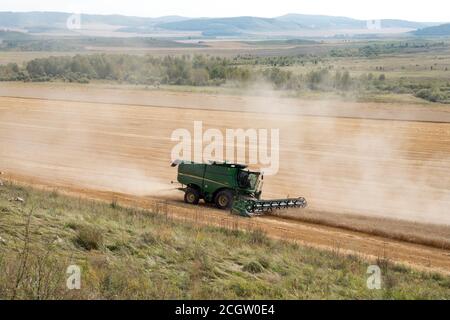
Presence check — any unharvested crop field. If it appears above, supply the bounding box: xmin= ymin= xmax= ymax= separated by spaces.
xmin=1 ymin=83 xmax=450 ymax=272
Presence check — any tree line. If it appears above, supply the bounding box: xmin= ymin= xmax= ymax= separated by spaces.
xmin=0 ymin=53 xmax=448 ymax=103
xmin=0 ymin=53 xmax=365 ymax=90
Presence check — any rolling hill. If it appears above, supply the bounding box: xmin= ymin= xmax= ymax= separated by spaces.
xmin=278 ymin=15 xmax=435 ymax=30
xmin=159 ymin=14 xmax=436 ymax=34
xmin=0 ymin=11 xmax=188 ymax=29
xmin=277 ymin=13 xmax=366 ymax=29
xmin=414 ymin=23 xmax=450 ymax=36
xmin=0 ymin=11 xmax=443 ymax=37
xmin=157 ymin=16 xmax=303 ymax=32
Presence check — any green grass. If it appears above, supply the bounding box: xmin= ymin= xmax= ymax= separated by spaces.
xmin=0 ymin=181 xmax=449 ymax=299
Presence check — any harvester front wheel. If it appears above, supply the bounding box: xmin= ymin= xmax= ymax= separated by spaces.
xmin=184 ymin=188 xmax=200 ymax=205
xmin=215 ymin=190 xmax=233 ymax=210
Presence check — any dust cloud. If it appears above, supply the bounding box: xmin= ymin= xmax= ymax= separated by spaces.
xmin=0 ymin=94 xmax=174 ymax=197
xmin=223 ymin=81 xmax=450 ymax=225
xmin=1 ymin=83 xmax=450 ymax=225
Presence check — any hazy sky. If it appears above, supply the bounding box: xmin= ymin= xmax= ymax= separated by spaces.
xmin=2 ymin=0 xmax=449 ymax=22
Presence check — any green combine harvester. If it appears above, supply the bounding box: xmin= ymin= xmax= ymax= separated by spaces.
xmin=171 ymin=160 xmax=307 ymax=217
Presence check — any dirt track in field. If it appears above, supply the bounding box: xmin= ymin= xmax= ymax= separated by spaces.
xmin=1 ymin=85 xmax=450 ymax=272
xmin=5 ymin=174 xmax=450 ymax=274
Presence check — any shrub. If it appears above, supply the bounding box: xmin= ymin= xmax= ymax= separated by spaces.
xmin=75 ymin=225 xmax=103 ymax=250
xmin=190 ymin=68 xmax=209 ymax=86
xmin=243 ymin=261 xmax=264 ymax=273
xmin=415 ymin=88 xmax=446 ymax=102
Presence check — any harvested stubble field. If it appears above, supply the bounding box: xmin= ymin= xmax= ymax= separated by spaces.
xmin=0 ymin=83 xmax=450 ymax=273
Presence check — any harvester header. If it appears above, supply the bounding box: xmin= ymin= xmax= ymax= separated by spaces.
xmin=171 ymin=160 xmax=307 ymax=217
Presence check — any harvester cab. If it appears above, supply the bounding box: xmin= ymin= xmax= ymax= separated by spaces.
xmin=171 ymin=160 xmax=307 ymax=217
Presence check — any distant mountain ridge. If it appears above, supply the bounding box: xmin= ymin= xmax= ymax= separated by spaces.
xmin=277 ymin=14 xmax=437 ymax=30
xmin=413 ymin=23 xmax=450 ymax=36
xmin=0 ymin=11 xmax=188 ymax=28
xmin=0 ymin=11 xmax=443 ymax=36
xmin=157 ymin=16 xmax=304 ymax=32
xmin=158 ymin=15 xmax=438 ymax=34
xmin=277 ymin=14 xmax=365 ymax=29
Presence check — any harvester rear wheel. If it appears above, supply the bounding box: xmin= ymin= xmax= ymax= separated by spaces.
xmin=184 ymin=188 xmax=200 ymax=205
xmin=215 ymin=190 xmax=233 ymax=210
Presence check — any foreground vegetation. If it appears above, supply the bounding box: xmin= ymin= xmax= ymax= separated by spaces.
xmin=0 ymin=181 xmax=449 ymax=299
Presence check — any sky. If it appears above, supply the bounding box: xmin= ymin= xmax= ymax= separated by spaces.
xmin=1 ymin=0 xmax=449 ymax=22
